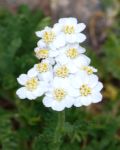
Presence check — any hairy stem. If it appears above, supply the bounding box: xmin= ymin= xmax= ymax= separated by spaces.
xmin=53 ymin=110 xmax=65 ymax=150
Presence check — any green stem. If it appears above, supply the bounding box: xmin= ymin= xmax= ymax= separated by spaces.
xmin=53 ymin=110 xmax=65 ymax=150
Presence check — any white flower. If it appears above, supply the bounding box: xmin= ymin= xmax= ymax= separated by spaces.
xmin=54 ymin=64 xmax=70 ymax=78
xmin=55 ymin=44 xmax=90 ymax=73
xmin=43 ymin=77 xmax=75 ymax=111
xmin=34 ymin=46 xmax=60 ymax=61
xmin=54 ymin=17 xmax=86 ymax=43
xmin=34 ymin=46 xmax=49 ymax=59
xmin=36 ymin=26 xmax=66 ymax=49
xmin=16 ymin=70 xmax=48 ymax=100
xmin=70 ymin=72 xmax=103 ymax=107
xmin=80 ymin=65 xmax=97 ymax=75
xmin=28 ymin=59 xmax=53 ymax=82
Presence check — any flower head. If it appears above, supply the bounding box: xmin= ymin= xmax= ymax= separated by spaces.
xmin=70 ymin=72 xmax=103 ymax=107
xmin=54 ymin=64 xmax=70 ymax=78
xmin=36 ymin=27 xmax=65 ymax=49
xmin=16 ymin=17 xmax=103 ymax=111
xmin=34 ymin=47 xmax=49 ymax=59
xmin=43 ymin=77 xmax=74 ymax=111
xmin=54 ymin=17 xmax=86 ymax=43
xmin=28 ymin=59 xmax=53 ymax=82
xmin=16 ymin=70 xmax=48 ymax=100
xmin=55 ymin=44 xmax=90 ymax=73
xmin=81 ymin=66 xmax=97 ymax=75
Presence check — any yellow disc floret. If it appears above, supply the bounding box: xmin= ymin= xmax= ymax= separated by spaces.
xmin=54 ymin=88 xmax=67 ymax=101
xmin=66 ymin=48 xmax=79 ymax=59
xmin=63 ymin=25 xmax=75 ymax=34
xmin=80 ymin=84 xmax=91 ymax=96
xmin=82 ymin=66 xmax=93 ymax=75
xmin=25 ymin=77 xmax=38 ymax=91
xmin=35 ymin=49 xmax=49 ymax=59
xmin=36 ymin=63 xmax=49 ymax=73
xmin=56 ymin=65 xmax=69 ymax=78
xmin=43 ymin=31 xmax=55 ymax=43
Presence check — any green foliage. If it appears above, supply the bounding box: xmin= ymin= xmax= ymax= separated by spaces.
xmin=0 ymin=4 xmax=120 ymax=150
xmin=0 ymin=5 xmax=51 ymax=100
xmin=102 ymin=33 xmax=120 ymax=79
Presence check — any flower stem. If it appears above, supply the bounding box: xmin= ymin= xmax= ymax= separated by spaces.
xmin=53 ymin=110 xmax=65 ymax=150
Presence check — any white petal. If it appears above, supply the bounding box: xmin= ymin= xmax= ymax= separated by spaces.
xmin=91 ymin=92 xmax=102 ymax=103
xmin=40 ymin=81 xmax=49 ymax=92
xmin=16 ymin=87 xmax=26 ymax=99
xmin=77 ymin=23 xmax=86 ymax=32
xmin=76 ymin=33 xmax=86 ymax=43
xmin=78 ymin=45 xmax=86 ymax=53
xmin=17 ymin=74 xmax=28 ymax=85
xmin=35 ymin=31 xmax=42 ymax=37
xmin=53 ymin=23 xmax=62 ymax=33
xmin=59 ymin=17 xmax=77 ymax=24
xmin=49 ymin=50 xmax=59 ymax=57
xmin=58 ymin=18 xmax=67 ymax=24
xmin=75 ymin=72 xmax=89 ymax=85
xmin=52 ymin=101 xmax=65 ymax=111
xmin=53 ymin=33 xmax=66 ymax=48
xmin=32 ymin=86 xmax=44 ymax=97
xmin=92 ymin=67 xmax=97 ymax=72
xmin=74 ymin=55 xmax=91 ymax=67
xmin=37 ymin=40 xmax=46 ymax=48
xmin=56 ymin=55 xmax=68 ymax=64
xmin=39 ymin=72 xmax=53 ymax=82
xmin=88 ymin=75 xmax=98 ymax=88
xmin=53 ymin=77 xmax=69 ymax=89
xmin=67 ymin=63 xmax=78 ymax=73
xmin=26 ymin=91 xmax=36 ymax=100
xmin=93 ymin=82 xmax=103 ymax=92
xmin=44 ymin=26 xmax=52 ymax=31
xmin=43 ymin=96 xmax=53 ymax=107
xmin=64 ymin=96 xmax=74 ymax=108
xmin=70 ymin=73 xmax=88 ymax=88
xmin=66 ymin=34 xmax=77 ymax=43
xmin=80 ymin=96 xmax=92 ymax=106
xmin=34 ymin=47 xmax=39 ymax=52
xmin=68 ymin=88 xmax=80 ymax=97
xmin=70 ymin=76 xmax=82 ymax=88
xmin=27 ymin=68 xmax=38 ymax=78
xmin=74 ymin=98 xmax=82 ymax=107
xmin=45 ymin=91 xmax=53 ymax=97
xmin=48 ymin=58 xmax=55 ymax=65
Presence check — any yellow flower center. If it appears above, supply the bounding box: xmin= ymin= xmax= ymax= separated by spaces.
xmin=43 ymin=31 xmax=55 ymax=43
xmin=63 ymin=25 xmax=75 ymax=34
xmin=35 ymin=49 xmax=49 ymax=59
xmin=66 ymin=48 xmax=79 ymax=59
xmin=56 ymin=65 xmax=69 ymax=78
xmin=25 ymin=77 xmax=38 ymax=91
xmin=54 ymin=88 xmax=67 ymax=101
xmin=36 ymin=63 xmax=49 ymax=73
xmin=82 ymin=66 xmax=93 ymax=75
xmin=80 ymin=84 xmax=91 ymax=96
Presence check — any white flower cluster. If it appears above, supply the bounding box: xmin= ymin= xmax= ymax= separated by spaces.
xmin=16 ymin=17 xmax=103 ymax=111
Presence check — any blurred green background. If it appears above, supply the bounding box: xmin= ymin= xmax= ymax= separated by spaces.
xmin=0 ymin=0 xmax=120 ymax=149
